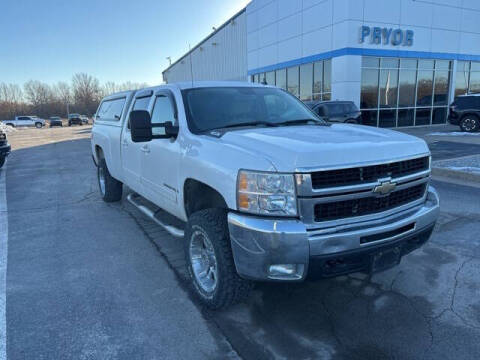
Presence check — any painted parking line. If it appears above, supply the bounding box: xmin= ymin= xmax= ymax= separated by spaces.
xmin=0 ymin=163 xmax=7 ymax=360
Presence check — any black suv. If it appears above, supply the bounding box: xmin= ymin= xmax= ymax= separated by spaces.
xmin=305 ymin=101 xmax=361 ymax=124
xmin=68 ymin=113 xmax=83 ymax=126
xmin=448 ymin=95 xmax=480 ymax=132
xmin=0 ymin=129 xmax=11 ymax=168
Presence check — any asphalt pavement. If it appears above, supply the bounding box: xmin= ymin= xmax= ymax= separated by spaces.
xmin=2 ymin=126 xmax=480 ymax=360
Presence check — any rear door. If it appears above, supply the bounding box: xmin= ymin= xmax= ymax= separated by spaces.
xmin=325 ymin=103 xmax=345 ymax=122
xmin=140 ymin=90 xmax=181 ymax=213
xmin=121 ymin=91 xmax=153 ymax=193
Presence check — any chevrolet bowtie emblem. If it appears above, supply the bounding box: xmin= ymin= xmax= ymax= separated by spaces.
xmin=373 ymin=181 xmax=397 ymax=196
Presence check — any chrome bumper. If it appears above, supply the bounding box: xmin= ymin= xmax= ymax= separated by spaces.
xmin=228 ymin=185 xmax=440 ymax=281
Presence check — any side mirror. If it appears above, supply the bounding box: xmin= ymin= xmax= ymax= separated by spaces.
xmin=130 ymin=110 xmax=152 ymax=143
xmin=164 ymin=121 xmax=179 ymax=137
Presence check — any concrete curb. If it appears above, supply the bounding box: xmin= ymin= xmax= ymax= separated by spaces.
xmin=432 ymin=166 xmax=480 ymax=183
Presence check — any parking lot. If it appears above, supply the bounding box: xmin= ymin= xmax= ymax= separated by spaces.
xmin=2 ymin=125 xmax=480 ymax=359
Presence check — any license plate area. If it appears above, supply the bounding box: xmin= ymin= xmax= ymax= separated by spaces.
xmin=371 ymin=247 xmax=401 ymax=273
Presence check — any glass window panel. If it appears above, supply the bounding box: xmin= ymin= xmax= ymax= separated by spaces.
xmin=360 ymin=68 xmax=379 ymax=109
xmin=381 ymin=58 xmax=399 ymax=68
xmin=260 ymin=73 xmax=267 ymax=84
xmin=324 ymin=60 xmax=332 ymax=93
xmin=287 ymin=66 xmax=299 ymax=97
xmin=322 ymin=93 xmax=331 ymax=101
xmin=379 ymin=69 xmax=398 ymax=108
xmin=253 ymin=74 xmax=259 ymax=83
xmin=379 ymin=109 xmax=397 ymax=128
xmin=416 ymin=70 xmax=434 ymax=106
xmin=266 ymin=71 xmax=275 ymax=86
xmin=276 ymin=69 xmax=287 ymax=90
xmin=433 ymin=71 xmax=450 ymax=105
xmin=469 ymin=72 xmax=480 ymax=94
xmin=299 ymin=63 xmax=313 ymax=101
xmin=455 ymin=68 xmax=469 ymax=97
xmin=312 ymin=93 xmax=321 ymax=101
xmin=418 ymin=60 xmax=435 ymax=69
xmin=397 ymin=108 xmax=415 ymax=127
xmin=313 ymin=61 xmax=323 ymax=94
xmin=432 ymin=107 xmax=447 ymax=124
xmin=457 ymin=61 xmax=470 ymax=73
xmin=400 ymin=59 xmax=417 ymax=69
xmin=362 ymin=57 xmax=380 ymax=68
xmin=361 ymin=110 xmax=378 ymax=127
xmin=470 ymin=62 xmax=480 ymax=71
xmin=415 ymin=108 xmax=431 ymax=126
xmin=133 ymin=96 xmax=151 ymax=110
xmin=398 ymin=70 xmax=416 ymax=107
xmin=435 ymin=60 xmax=450 ymax=70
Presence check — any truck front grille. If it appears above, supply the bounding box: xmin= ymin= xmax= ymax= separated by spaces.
xmin=310 ymin=156 xmax=429 ymax=189
xmin=314 ymin=184 xmax=426 ymax=222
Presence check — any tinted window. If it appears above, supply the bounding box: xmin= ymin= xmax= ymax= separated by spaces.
xmin=151 ymin=95 xmax=176 ymax=136
xmin=182 ymin=87 xmax=324 ymax=133
xmin=97 ymin=98 xmax=126 ymax=121
xmin=343 ymin=103 xmax=358 ymax=113
xmin=326 ymin=103 xmax=344 ymax=116
xmin=18 ymin=117 xmax=29 ymax=120
xmin=133 ymin=96 xmax=151 ymax=110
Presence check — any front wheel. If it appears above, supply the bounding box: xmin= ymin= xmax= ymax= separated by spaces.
xmin=460 ymin=116 xmax=479 ymax=132
xmin=97 ymin=158 xmax=122 ymax=202
xmin=185 ymin=209 xmax=252 ymax=309
xmin=0 ymin=156 xmax=5 ymax=169
xmin=35 ymin=122 xmax=42 ymax=128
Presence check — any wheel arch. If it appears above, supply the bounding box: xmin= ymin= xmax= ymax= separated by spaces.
xmin=183 ymin=179 xmax=229 ymax=219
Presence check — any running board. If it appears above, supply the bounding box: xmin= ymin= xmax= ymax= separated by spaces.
xmin=127 ymin=193 xmax=184 ymax=238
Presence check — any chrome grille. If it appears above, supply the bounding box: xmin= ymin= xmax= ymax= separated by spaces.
xmin=310 ymin=156 xmax=429 ymax=189
xmin=313 ymin=184 xmax=426 ymax=222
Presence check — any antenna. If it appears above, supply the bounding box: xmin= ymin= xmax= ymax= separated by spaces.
xmin=189 ymin=44 xmax=194 ymax=87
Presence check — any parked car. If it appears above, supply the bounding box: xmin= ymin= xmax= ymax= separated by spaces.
xmin=68 ymin=114 xmax=83 ymax=126
xmin=448 ymin=94 xmax=480 ymax=132
xmin=91 ymin=82 xmax=439 ymax=309
xmin=306 ymin=101 xmax=361 ymax=124
xmin=2 ymin=116 xmax=45 ymax=128
xmin=80 ymin=115 xmax=89 ymax=125
xmin=49 ymin=116 xmax=63 ymax=127
xmin=0 ymin=129 xmax=11 ymax=168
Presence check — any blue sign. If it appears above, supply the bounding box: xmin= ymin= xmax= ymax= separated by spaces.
xmin=360 ymin=26 xmax=414 ymax=46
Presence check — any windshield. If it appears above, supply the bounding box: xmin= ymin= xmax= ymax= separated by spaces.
xmin=182 ymin=87 xmax=327 ymax=133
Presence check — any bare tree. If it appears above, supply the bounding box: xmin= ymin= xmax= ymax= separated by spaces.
xmin=71 ymin=73 xmax=101 ymax=115
xmin=54 ymin=82 xmax=72 ymax=117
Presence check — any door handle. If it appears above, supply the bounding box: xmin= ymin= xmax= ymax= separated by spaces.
xmin=141 ymin=145 xmax=150 ymax=154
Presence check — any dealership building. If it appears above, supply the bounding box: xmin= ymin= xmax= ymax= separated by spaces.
xmin=162 ymin=0 xmax=480 ymax=128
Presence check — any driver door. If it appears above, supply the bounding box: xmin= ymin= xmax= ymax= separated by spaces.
xmin=121 ymin=93 xmax=152 ymax=194
xmin=140 ymin=91 xmax=181 ymax=213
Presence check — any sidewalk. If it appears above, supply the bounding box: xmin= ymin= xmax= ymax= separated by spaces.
xmin=396 ymin=124 xmax=480 ymax=184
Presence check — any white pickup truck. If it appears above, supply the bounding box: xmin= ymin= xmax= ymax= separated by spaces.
xmin=91 ymin=82 xmax=439 ymax=309
xmin=2 ymin=116 xmax=45 ymax=128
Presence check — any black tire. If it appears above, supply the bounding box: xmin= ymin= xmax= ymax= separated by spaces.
xmin=0 ymin=156 xmax=5 ymax=169
xmin=460 ymin=115 xmax=479 ymax=132
xmin=68 ymin=122 xmax=71 ymax=127
xmin=97 ymin=158 xmax=122 ymax=202
xmin=35 ymin=122 xmax=42 ymax=128
xmin=185 ymin=209 xmax=252 ymax=309
xmin=345 ymin=119 xmax=358 ymax=124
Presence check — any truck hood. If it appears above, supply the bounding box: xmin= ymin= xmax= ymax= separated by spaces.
xmin=219 ymin=124 xmax=430 ymax=172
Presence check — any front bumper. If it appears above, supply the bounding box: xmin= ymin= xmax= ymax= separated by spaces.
xmin=0 ymin=144 xmax=11 ymax=157
xmin=228 ymin=185 xmax=440 ymax=281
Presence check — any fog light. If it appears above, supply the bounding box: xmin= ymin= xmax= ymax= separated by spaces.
xmin=268 ymin=264 xmax=305 ymax=280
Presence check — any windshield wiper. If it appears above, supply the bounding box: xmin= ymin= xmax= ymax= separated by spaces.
xmin=275 ymin=119 xmax=329 ymax=126
xmin=220 ymin=121 xmax=279 ymax=129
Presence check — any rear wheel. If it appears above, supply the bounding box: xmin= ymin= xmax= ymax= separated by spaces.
xmin=185 ymin=209 xmax=252 ymax=309
xmin=35 ymin=122 xmax=42 ymax=128
xmin=460 ymin=115 xmax=479 ymax=132
xmin=97 ymin=158 xmax=122 ymax=202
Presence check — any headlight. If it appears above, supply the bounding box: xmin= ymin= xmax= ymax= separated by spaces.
xmin=237 ymin=170 xmax=297 ymax=216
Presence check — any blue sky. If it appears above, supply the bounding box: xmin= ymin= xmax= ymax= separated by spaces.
xmin=0 ymin=0 xmax=249 ymax=85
